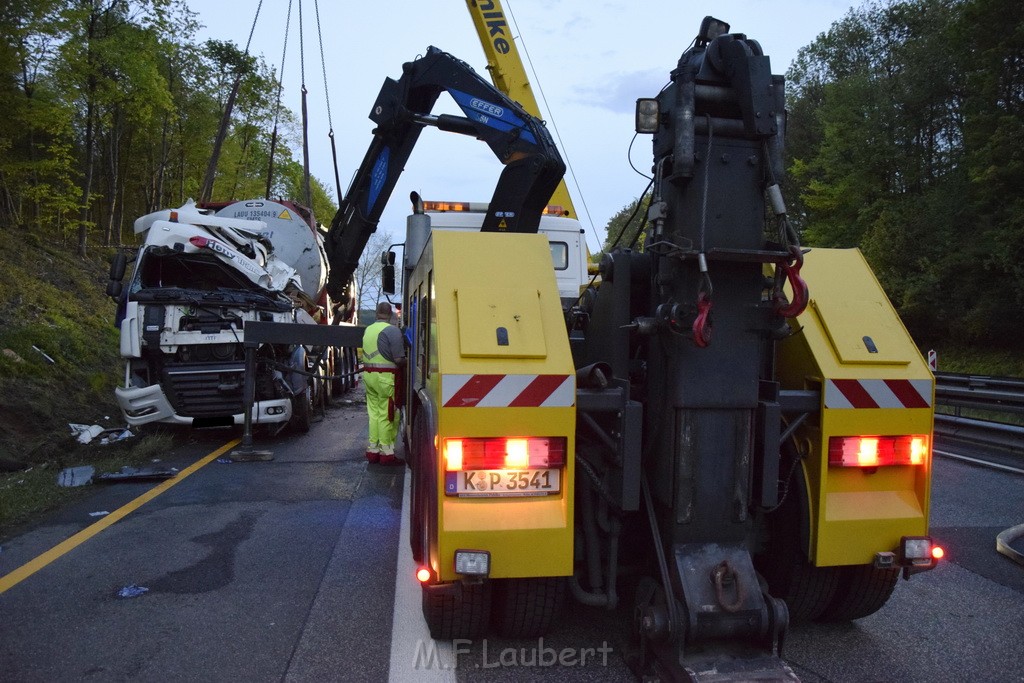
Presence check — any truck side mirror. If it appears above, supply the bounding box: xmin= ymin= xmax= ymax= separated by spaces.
xmin=382 ymin=250 xmax=396 ymax=294
xmin=110 ymin=250 xmax=127 ymax=281
xmin=106 ymin=280 xmax=123 ymax=298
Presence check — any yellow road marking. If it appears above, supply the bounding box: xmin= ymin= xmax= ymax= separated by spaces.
xmin=0 ymin=438 xmax=240 ymax=594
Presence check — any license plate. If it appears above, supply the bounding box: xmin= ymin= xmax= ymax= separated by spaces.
xmin=445 ymin=469 xmax=561 ymax=497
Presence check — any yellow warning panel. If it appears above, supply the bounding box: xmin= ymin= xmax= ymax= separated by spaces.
xmin=278 ymin=209 xmax=292 ymax=220
xmin=456 ymin=287 xmax=547 ymax=358
xmin=810 ymin=297 xmax=911 ymax=365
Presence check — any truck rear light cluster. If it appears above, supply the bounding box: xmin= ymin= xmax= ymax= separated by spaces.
xmin=443 ymin=437 xmax=567 ymax=471
xmin=827 ymin=435 xmax=929 ymax=468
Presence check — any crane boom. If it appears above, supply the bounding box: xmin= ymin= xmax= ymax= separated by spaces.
xmin=465 ymin=0 xmax=577 ymax=218
xmin=324 ymin=46 xmax=565 ymax=299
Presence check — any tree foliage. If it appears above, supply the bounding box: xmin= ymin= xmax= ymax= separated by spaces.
xmin=602 ymin=192 xmax=650 ymax=253
xmin=785 ymin=0 xmax=1024 ymax=346
xmin=0 ymin=0 xmax=336 ymax=254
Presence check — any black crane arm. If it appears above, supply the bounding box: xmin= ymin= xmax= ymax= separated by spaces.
xmin=325 ymin=46 xmax=566 ymax=298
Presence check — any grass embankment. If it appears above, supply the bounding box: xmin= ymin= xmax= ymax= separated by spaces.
xmin=0 ymin=229 xmax=173 ymax=536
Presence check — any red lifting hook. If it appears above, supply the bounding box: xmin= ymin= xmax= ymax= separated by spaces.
xmin=693 ymin=292 xmax=713 ymax=347
xmin=775 ymin=246 xmax=809 ymax=318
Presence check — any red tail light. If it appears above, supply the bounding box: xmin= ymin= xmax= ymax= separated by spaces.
xmin=828 ymin=435 xmax=929 ymax=467
xmin=189 ymin=236 xmax=209 ymax=248
xmin=443 ymin=437 xmax=567 ymax=471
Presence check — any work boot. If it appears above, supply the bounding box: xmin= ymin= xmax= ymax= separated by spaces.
xmin=379 ymin=453 xmax=403 ymax=466
xmin=365 ymin=451 xmax=380 ymax=464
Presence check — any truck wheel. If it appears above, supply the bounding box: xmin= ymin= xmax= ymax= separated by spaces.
xmin=755 ymin=469 xmax=838 ymax=623
xmin=817 ymin=565 xmax=899 ymax=622
xmin=290 ymin=383 xmax=312 ymax=433
xmin=422 ymin=581 xmax=492 ymax=640
xmin=491 ymin=577 xmax=566 ymax=638
xmin=760 ymin=557 xmax=838 ymax=624
xmin=329 ymin=347 xmax=346 ymax=397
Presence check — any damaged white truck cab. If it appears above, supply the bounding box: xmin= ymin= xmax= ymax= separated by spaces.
xmin=112 ymin=199 xmax=330 ymax=431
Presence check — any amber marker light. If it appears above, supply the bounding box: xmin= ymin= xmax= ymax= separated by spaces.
xmin=504 ymin=439 xmax=529 ymax=469
xmin=910 ymin=436 xmax=928 ymax=465
xmin=858 ymin=438 xmax=880 ymax=467
xmin=445 ymin=439 xmax=463 ymax=472
xmin=416 ymin=567 xmax=432 ymax=583
xmin=932 ymin=546 xmax=945 ymax=561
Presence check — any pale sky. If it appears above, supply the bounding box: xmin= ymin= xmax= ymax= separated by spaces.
xmin=192 ymin=0 xmax=858 ymax=251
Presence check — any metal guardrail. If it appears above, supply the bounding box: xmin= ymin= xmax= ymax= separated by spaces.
xmin=934 ymin=371 xmax=1024 ymax=414
xmin=934 ymin=372 xmax=1024 ymax=460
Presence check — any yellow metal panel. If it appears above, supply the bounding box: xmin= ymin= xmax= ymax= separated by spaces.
xmin=456 ymin=287 xmax=547 ymax=358
xmin=810 ymin=298 xmax=911 ymax=365
xmin=775 ymin=248 xmax=934 ymax=568
xmin=825 ymin=490 xmax=925 ymax=521
xmin=419 ymin=230 xmax=576 ymax=582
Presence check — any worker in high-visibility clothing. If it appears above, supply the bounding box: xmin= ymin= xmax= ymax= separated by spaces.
xmin=361 ymin=301 xmax=407 ymax=465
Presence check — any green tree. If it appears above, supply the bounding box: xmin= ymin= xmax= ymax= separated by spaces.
xmin=602 ymin=193 xmax=650 ymax=253
xmin=783 ymin=0 xmax=1005 ymax=344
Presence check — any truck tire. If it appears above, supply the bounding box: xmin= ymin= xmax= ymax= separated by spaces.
xmin=755 ymin=468 xmax=838 ymax=623
xmin=491 ymin=577 xmax=566 ymax=638
xmin=761 ymin=557 xmax=838 ymax=624
xmin=409 ymin=415 xmax=430 ymax=563
xmin=422 ymin=581 xmax=491 ymax=640
xmin=817 ymin=565 xmax=899 ymax=622
xmin=290 ymin=383 xmax=312 ymax=433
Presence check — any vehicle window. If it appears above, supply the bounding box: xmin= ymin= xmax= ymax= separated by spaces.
xmin=550 ymin=242 xmax=568 ymax=270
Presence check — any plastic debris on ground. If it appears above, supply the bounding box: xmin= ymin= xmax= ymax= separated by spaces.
xmin=97 ymin=466 xmax=178 ymax=483
xmin=31 ymin=345 xmax=55 ymax=364
xmin=99 ymin=428 xmax=133 ymax=445
xmin=89 ymin=511 xmax=110 ymax=517
xmin=57 ymin=465 xmax=95 ymax=487
xmin=216 ymin=458 xmax=233 ymax=464
xmin=68 ymin=424 xmax=134 ymax=445
xmin=117 ymin=585 xmax=149 ymax=599
xmin=69 ymin=424 xmax=104 ymax=444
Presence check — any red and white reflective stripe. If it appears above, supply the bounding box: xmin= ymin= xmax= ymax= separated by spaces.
xmin=824 ymin=379 xmax=932 ymax=409
xmin=442 ymin=374 xmax=575 ymax=408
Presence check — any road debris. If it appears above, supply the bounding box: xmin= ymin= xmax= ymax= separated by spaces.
xmin=96 ymin=466 xmax=178 ymax=483
xmin=31 ymin=345 xmax=55 ymax=364
xmin=57 ymin=466 xmax=95 ymax=487
xmin=98 ymin=428 xmax=133 ymax=445
xmin=69 ymin=424 xmax=104 ymax=444
xmin=117 ymin=585 xmax=149 ymax=599
xmin=68 ymin=424 xmax=134 ymax=445
xmin=89 ymin=511 xmax=111 ymax=517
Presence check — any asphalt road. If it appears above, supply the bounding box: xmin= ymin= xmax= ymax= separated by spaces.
xmin=1 ymin=398 xmax=1022 ymax=682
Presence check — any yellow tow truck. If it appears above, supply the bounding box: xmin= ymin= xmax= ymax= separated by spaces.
xmin=324 ymin=15 xmax=940 ymax=678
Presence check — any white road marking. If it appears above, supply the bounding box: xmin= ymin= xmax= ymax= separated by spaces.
xmin=933 ymin=448 xmax=1024 ymax=476
xmin=389 ymin=473 xmax=456 ymax=682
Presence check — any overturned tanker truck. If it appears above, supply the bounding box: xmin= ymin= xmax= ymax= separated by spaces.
xmin=107 ymin=199 xmax=359 ymax=433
